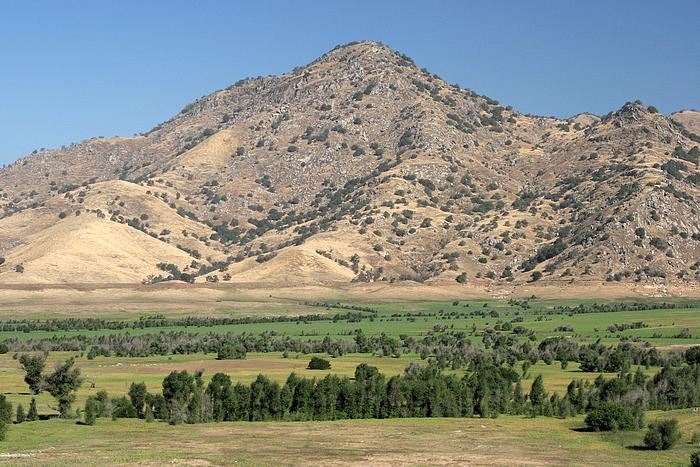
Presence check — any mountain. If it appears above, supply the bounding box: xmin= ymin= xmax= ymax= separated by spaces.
xmin=1 ymin=40 xmax=699 ymax=287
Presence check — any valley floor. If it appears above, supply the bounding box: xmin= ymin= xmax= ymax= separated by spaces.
xmin=1 ymin=281 xmax=699 ymax=319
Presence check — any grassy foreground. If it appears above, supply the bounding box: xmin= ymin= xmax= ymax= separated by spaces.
xmin=1 ymin=410 xmax=699 ymax=466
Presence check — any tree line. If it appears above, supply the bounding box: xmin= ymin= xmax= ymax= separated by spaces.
xmin=2 ymin=329 xmax=689 ymax=376
xmin=81 ymin=361 xmax=700 ymax=427
xmin=0 ymin=309 xmax=376 ymax=333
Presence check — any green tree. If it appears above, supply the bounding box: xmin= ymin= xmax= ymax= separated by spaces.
xmin=528 ymin=375 xmax=546 ymax=416
xmin=162 ymin=370 xmax=195 ymax=425
xmin=84 ymin=397 xmax=99 ymax=425
xmin=0 ymin=394 xmax=11 ymax=442
xmin=128 ymin=382 xmax=148 ymax=418
xmin=44 ymin=357 xmax=84 ymax=418
xmin=0 ymin=395 xmax=11 ymax=425
xmin=19 ymin=353 xmax=46 ymax=394
xmin=644 ymin=419 xmax=681 ymax=450
xmin=15 ymin=404 xmax=25 ymax=423
xmin=27 ymin=398 xmax=38 ymax=421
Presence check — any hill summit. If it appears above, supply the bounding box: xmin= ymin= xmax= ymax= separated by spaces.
xmin=1 ymin=40 xmax=699 ymax=287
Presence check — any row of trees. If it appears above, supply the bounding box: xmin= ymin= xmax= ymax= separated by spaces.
xmin=80 ymin=362 xmax=700 ymax=428
xmin=6 ymin=300 xmax=682 ymax=336
xmin=3 ymin=327 xmax=688 ymax=376
xmin=85 ymin=363 xmax=555 ymax=425
xmin=0 ymin=309 xmax=376 ymax=333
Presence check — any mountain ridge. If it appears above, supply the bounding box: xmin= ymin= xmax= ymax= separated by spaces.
xmin=1 ymin=41 xmax=699 ymax=288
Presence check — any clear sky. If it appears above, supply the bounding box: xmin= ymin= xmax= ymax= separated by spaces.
xmin=1 ymin=0 xmax=698 ymax=165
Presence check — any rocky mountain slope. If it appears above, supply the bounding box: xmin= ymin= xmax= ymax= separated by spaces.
xmin=1 ymin=41 xmax=699 ymax=286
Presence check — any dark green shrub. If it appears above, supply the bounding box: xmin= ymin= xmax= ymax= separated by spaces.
xmin=15 ymin=404 xmax=25 ymax=423
xmin=690 ymin=451 xmax=700 ymax=467
xmin=308 ymin=356 xmax=331 ymax=370
xmin=686 ymin=346 xmax=700 ymax=365
xmin=217 ymin=343 xmax=246 ymax=360
xmin=584 ymin=402 xmax=636 ymax=431
xmin=644 ymin=419 xmax=681 ymax=450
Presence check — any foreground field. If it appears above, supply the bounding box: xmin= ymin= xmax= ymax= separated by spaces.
xmin=1 ymin=410 xmax=699 ymax=466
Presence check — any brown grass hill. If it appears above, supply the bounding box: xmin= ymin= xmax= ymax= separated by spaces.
xmin=672 ymin=109 xmax=700 ymax=135
xmin=0 ymin=41 xmax=698 ymax=286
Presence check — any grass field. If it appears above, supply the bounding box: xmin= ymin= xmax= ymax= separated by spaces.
xmin=1 ymin=295 xmax=699 ymax=465
xmin=2 ymin=298 xmax=699 ymax=345
xmin=1 ymin=410 xmax=699 ymax=466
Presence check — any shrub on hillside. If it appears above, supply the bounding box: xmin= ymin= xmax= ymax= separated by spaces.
xmin=584 ymin=402 xmax=636 ymax=431
xmin=644 ymin=419 xmax=681 ymax=450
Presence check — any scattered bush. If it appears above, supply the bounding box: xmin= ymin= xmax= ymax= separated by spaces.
xmin=307 ymin=356 xmax=331 ymax=370
xmin=644 ymin=419 xmax=681 ymax=450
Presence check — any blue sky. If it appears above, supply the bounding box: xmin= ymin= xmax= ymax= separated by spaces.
xmin=1 ymin=0 xmax=698 ymax=165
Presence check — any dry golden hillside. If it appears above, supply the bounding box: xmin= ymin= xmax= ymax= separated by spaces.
xmin=672 ymin=109 xmax=700 ymax=135
xmin=1 ymin=41 xmax=699 ymax=287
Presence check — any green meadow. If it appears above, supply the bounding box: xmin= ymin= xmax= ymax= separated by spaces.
xmin=1 ymin=297 xmax=699 ymax=465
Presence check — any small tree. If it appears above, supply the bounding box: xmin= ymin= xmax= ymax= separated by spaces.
xmin=0 ymin=394 xmax=11 ymax=441
xmin=45 ymin=357 xmax=84 ymax=418
xmin=644 ymin=419 xmax=681 ymax=450
xmin=15 ymin=404 xmax=25 ymax=424
xmin=27 ymin=398 xmax=38 ymax=421
xmin=144 ymin=404 xmax=155 ymax=423
xmin=83 ymin=397 xmax=99 ymax=425
xmin=19 ymin=353 xmax=46 ymax=394
xmin=0 ymin=394 xmax=11 ymax=424
xmin=307 ymin=356 xmax=331 ymax=370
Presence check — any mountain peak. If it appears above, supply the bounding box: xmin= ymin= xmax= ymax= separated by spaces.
xmin=316 ymin=40 xmax=414 ymax=68
xmin=1 ymin=42 xmax=699 ymax=287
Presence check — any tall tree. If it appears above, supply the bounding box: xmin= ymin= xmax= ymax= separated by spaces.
xmin=128 ymin=382 xmax=148 ymax=418
xmin=44 ymin=357 xmax=84 ymax=417
xmin=529 ymin=375 xmax=546 ymax=416
xmin=27 ymin=398 xmax=38 ymax=421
